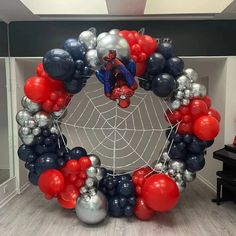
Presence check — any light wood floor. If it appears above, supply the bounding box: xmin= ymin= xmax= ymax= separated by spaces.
xmin=0 ymin=179 xmax=236 ymax=236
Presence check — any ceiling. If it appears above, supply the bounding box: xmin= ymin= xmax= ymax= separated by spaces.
xmin=1 ymin=0 xmax=236 ymax=22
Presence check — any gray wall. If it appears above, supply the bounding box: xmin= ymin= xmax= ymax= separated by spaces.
xmin=0 ymin=22 xmax=8 ymax=56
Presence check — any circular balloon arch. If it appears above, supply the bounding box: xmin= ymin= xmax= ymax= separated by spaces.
xmin=16 ymin=28 xmax=220 ymax=224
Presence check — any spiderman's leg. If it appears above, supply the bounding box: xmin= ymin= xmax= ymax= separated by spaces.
xmin=104 ymin=70 xmax=112 ymax=96
xmin=95 ymin=69 xmax=105 ymax=84
xmin=127 ymin=59 xmax=136 ymax=77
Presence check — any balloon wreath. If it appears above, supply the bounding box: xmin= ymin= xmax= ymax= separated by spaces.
xmin=16 ymin=28 xmax=220 ymax=224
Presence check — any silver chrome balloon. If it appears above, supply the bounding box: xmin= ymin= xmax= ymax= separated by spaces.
xmin=85 ymin=49 xmax=101 ymax=69
xmin=176 ymin=180 xmax=186 ymax=192
xmin=191 ymin=83 xmax=207 ymax=97
xmin=19 ymin=126 xmax=31 ymax=136
xmin=75 ymin=191 xmax=108 ymax=225
xmin=175 ymin=173 xmax=183 ymax=182
xmin=184 ymin=68 xmax=198 ymax=82
xmin=80 ymin=186 xmax=89 ymax=195
xmin=34 ymin=112 xmax=52 ymax=128
xmin=87 ymin=166 xmax=97 ymax=178
xmin=176 ymin=91 xmax=184 ymax=100
xmin=96 ymin=167 xmax=105 ymax=181
xmin=79 ymin=31 xmax=97 ymax=50
xmin=89 ymin=154 xmax=101 ymax=167
xmin=20 ymin=134 xmax=35 ymax=145
xmin=161 ymin=152 xmax=171 ymax=162
xmin=184 ymin=89 xmax=192 ymax=98
xmin=24 ymin=118 xmax=37 ymax=129
xmin=52 ymin=108 xmax=67 ymax=120
xmin=50 ymin=126 xmax=59 ymax=135
xmin=154 ymin=162 xmax=164 ymax=172
xmin=16 ymin=110 xmax=32 ymax=126
xmin=85 ymin=177 xmax=98 ymax=189
xmin=184 ymin=169 xmax=196 ymax=182
xmin=168 ymin=168 xmax=176 ymax=178
xmin=96 ymin=34 xmax=130 ymax=63
xmin=171 ymin=99 xmax=181 ymax=110
xmin=88 ymin=187 xmax=97 ymax=196
xmin=21 ymin=96 xmax=41 ymax=113
xmin=177 ymin=75 xmax=192 ymax=91
xmin=181 ymin=98 xmax=190 ymax=106
xmin=97 ymin=32 xmax=108 ymax=42
xmin=169 ymin=160 xmax=186 ymax=173
xmin=109 ymin=29 xmax=120 ymax=35
xmin=32 ymin=127 xmax=41 ymax=136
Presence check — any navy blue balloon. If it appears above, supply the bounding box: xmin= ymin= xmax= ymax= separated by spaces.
xmin=169 ymin=143 xmax=187 ymax=160
xmin=18 ymin=144 xmax=33 ymax=162
xmin=147 ymin=53 xmax=165 ymax=75
xmin=108 ymin=197 xmax=123 ymax=217
xmin=204 ymin=139 xmax=214 ymax=148
xmin=152 ymin=73 xmax=177 ymax=97
xmin=124 ymin=205 xmax=133 ymax=217
xmin=188 ymin=138 xmax=205 ymax=154
xmin=166 ymin=57 xmax=184 ymax=77
xmin=157 ymin=42 xmax=174 ymax=59
xmin=174 ymin=133 xmax=183 ymax=143
xmin=128 ymin=196 xmax=136 ymax=206
xmin=25 ymin=161 xmax=35 ymax=172
xmin=186 ymin=154 xmax=205 ymax=172
xmin=75 ymin=60 xmax=84 ymax=70
xmin=64 ymin=38 xmax=86 ymax=61
xmin=26 ymin=154 xmax=37 ymax=163
xmin=117 ymin=180 xmax=134 ymax=197
xmin=183 ymin=134 xmax=194 ymax=144
xmin=143 ymin=80 xmax=152 ymax=91
xmin=70 ymin=146 xmax=87 ymax=160
xmin=35 ymin=153 xmax=58 ymax=174
xmin=177 ymin=142 xmax=187 ymax=151
xmin=43 ymin=48 xmax=75 ymax=80
xmin=28 ymin=171 xmax=39 ymax=186
xmin=64 ymin=79 xmax=84 ymax=94
xmin=119 ymin=197 xmax=127 ymax=208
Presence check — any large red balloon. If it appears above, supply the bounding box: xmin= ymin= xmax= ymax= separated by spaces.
xmin=189 ymin=99 xmax=208 ymax=119
xmin=138 ymin=35 xmax=157 ymax=56
xmin=142 ymin=174 xmax=179 ymax=212
xmin=208 ymin=108 xmax=221 ymax=122
xmin=193 ymin=115 xmax=220 ymax=141
xmin=24 ymin=76 xmax=51 ymax=103
xmin=38 ymin=169 xmax=65 ymax=198
xmin=136 ymin=62 xmax=147 ymax=76
xmin=134 ymin=197 xmax=155 ymax=221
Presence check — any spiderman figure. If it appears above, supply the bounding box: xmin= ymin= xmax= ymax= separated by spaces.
xmin=96 ymin=50 xmax=138 ymax=108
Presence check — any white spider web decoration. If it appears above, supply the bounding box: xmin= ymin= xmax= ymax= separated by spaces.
xmin=56 ymin=75 xmax=178 ymax=176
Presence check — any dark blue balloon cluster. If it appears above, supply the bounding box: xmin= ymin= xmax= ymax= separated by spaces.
xmin=43 ymin=38 xmax=93 ymax=94
xmin=18 ymin=129 xmax=68 ymax=185
xmin=99 ymin=173 xmax=136 ymax=217
xmin=166 ymin=129 xmax=214 ymax=172
xmin=139 ymin=41 xmax=184 ymax=98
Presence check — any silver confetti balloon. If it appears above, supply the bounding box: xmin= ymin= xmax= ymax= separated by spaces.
xmin=16 ymin=110 xmax=32 ymax=126
xmin=169 ymin=160 xmax=186 ymax=173
xmin=32 ymin=127 xmax=41 ymax=136
xmin=184 ymin=68 xmax=198 ymax=82
xmin=85 ymin=49 xmax=101 ymax=69
xmin=177 ymin=75 xmax=192 ymax=91
xmin=87 ymin=166 xmax=97 ymax=178
xmin=21 ymin=96 xmax=41 ymax=113
xmin=76 ymin=191 xmax=108 ymax=224
xmin=184 ymin=169 xmax=196 ymax=182
xmin=176 ymin=180 xmax=186 ymax=193
xmin=109 ymin=29 xmax=120 ymax=35
xmin=19 ymin=127 xmax=31 ymax=136
xmin=171 ymin=99 xmax=181 ymax=110
xmin=34 ymin=112 xmax=52 ymax=128
xmin=21 ymin=134 xmax=35 ymax=145
xmin=89 ymin=154 xmax=101 ymax=167
xmin=97 ymin=32 xmax=108 ymax=42
xmin=96 ymin=34 xmax=130 ymax=63
xmin=24 ymin=118 xmax=37 ymax=129
xmin=85 ymin=177 xmax=98 ymax=189
xmin=79 ymin=31 xmax=97 ymax=50
xmin=191 ymin=83 xmax=207 ymax=97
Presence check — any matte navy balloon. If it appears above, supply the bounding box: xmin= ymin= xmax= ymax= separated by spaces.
xmin=124 ymin=205 xmax=133 ymax=217
xmin=64 ymin=79 xmax=84 ymax=94
xmin=35 ymin=153 xmax=58 ymax=174
xmin=143 ymin=80 xmax=152 ymax=91
xmin=117 ymin=180 xmax=134 ymax=197
xmin=43 ymin=48 xmax=75 ymax=80
xmin=186 ymin=154 xmax=205 ymax=172
xmin=70 ymin=146 xmax=87 ymax=159
xmin=183 ymin=134 xmax=194 ymax=144
xmin=166 ymin=57 xmax=184 ymax=77
xmin=64 ymin=38 xmax=86 ymax=61
xmin=152 ymin=73 xmax=177 ymax=97
xmin=18 ymin=144 xmax=33 ymax=162
xmin=188 ymin=138 xmax=205 ymax=154
xmin=157 ymin=42 xmax=174 ymax=59
xmin=28 ymin=171 xmax=39 ymax=186
xmin=174 ymin=133 xmax=183 ymax=143
xmin=204 ymin=139 xmax=214 ymax=148
xmin=119 ymin=197 xmax=127 ymax=208
xmin=147 ymin=53 xmax=165 ymax=75
xmin=108 ymin=197 xmax=123 ymax=217
xmin=169 ymin=143 xmax=187 ymax=160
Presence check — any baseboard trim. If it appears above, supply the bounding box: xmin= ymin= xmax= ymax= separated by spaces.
xmin=197 ymin=174 xmax=216 ymax=193
xmin=0 ymin=189 xmax=17 ymax=209
xmin=19 ymin=181 xmax=30 ymax=194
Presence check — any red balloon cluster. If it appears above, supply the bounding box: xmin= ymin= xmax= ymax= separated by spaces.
xmin=166 ymin=97 xmax=220 ymax=141
xmin=38 ymin=157 xmax=92 ymax=209
xmin=132 ymin=168 xmax=180 ymax=220
xmin=119 ymin=30 xmax=157 ymax=76
xmin=24 ymin=64 xmax=72 ymax=113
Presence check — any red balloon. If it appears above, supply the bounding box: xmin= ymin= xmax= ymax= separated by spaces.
xmin=138 ymin=35 xmax=157 ymax=56
xmin=63 ymin=160 xmax=81 ymax=175
xmin=203 ymin=96 xmax=211 ymax=108
xmin=165 ymin=110 xmax=182 ymax=124
xmin=78 ymin=157 xmax=92 ymax=171
xmin=36 ymin=63 xmax=49 ymax=79
xmin=135 ymin=62 xmax=146 ymax=76
xmin=189 ymin=99 xmax=208 ymax=119
xmin=137 ymin=52 xmax=147 ymax=63
xmin=178 ymin=122 xmax=193 ymax=134
xmin=208 ymin=108 xmax=221 ymax=122
xmin=134 ymin=197 xmax=155 ymax=221
xmin=193 ymin=115 xmax=220 ymax=141
xmin=38 ymin=169 xmax=65 ymax=198
xmin=179 ymin=106 xmax=190 ymax=115
xmin=142 ymin=173 xmax=179 ymax=212
xmin=24 ymin=76 xmax=51 ymax=103
xmin=131 ymin=44 xmax=142 ymax=55
xmin=57 ymin=183 xmax=79 ymax=209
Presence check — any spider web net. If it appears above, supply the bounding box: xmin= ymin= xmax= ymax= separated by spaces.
xmin=56 ymin=76 xmax=177 ymax=176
